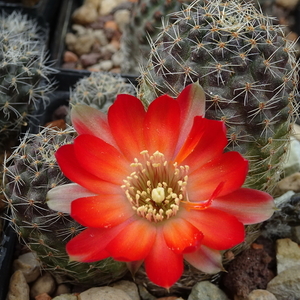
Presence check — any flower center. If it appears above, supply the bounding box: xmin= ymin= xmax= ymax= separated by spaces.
xmin=122 ymin=150 xmax=189 ymax=222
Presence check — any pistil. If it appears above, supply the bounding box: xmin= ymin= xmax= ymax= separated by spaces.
xmin=122 ymin=150 xmax=189 ymax=222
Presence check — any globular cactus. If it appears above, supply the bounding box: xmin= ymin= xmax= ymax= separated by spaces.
xmin=121 ymin=0 xmax=194 ymax=74
xmin=0 ymin=11 xmax=55 ymax=149
xmin=139 ymin=0 xmax=299 ymax=193
xmin=2 ymin=126 xmax=128 ymax=286
xmin=69 ymin=72 xmax=136 ymax=113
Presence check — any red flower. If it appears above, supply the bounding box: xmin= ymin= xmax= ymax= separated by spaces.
xmin=47 ymin=83 xmax=274 ymax=288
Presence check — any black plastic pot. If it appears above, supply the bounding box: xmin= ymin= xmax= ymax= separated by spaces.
xmin=0 ymin=219 xmax=17 ymax=300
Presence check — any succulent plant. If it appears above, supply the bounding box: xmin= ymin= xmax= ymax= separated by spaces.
xmin=2 ymin=126 xmax=128 ymax=286
xmin=0 ymin=10 xmax=55 ymax=149
xmin=69 ymin=72 xmax=136 ymax=113
xmin=121 ymin=0 xmax=194 ymax=74
xmin=138 ymin=0 xmax=299 ymax=194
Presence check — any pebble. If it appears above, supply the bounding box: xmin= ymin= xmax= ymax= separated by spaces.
xmin=35 ymin=293 xmax=52 ymax=300
xmin=52 ymin=295 xmax=78 ymax=300
xmin=79 ymin=286 xmax=133 ymax=300
xmin=13 ymin=252 xmax=41 ymax=283
xmin=282 ymin=136 xmax=300 ymax=177
xmin=111 ymin=280 xmax=140 ymax=300
xmin=7 ymin=270 xmax=30 ymax=300
xmin=30 ymin=272 xmax=56 ymax=299
xmin=99 ymin=0 xmax=129 ymax=16
xmin=99 ymin=60 xmax=114 ymax=71
xmin=276 ymin=172 xmax=300 ymax=194
xmin=275 ymin=0 xmax=299 ymax=10
xmin=246 ymin=289 xmax=277 ymax=300
xmin=112 ymin=50 xmax=124 ymax=67
xmin=114 ymin=9 xmax=131 ymax=32
xmin=54 ymin=284 xmax=72 ymax=297
xmin=276 ymin=238 xmax=300 ymax=274
xmin=80 ymin=53 xmax=102 ymax=68
xmin=267 ymin=265 xmax=300 ymax=299
xmin=93 ymin=29 xmax=109 ymax=46
xmin=72 ymin=3 xmax=99 ymax=25
xmin=63 ymin=51 xmax=79 ymax=63
xmin=187 ymin=281 xmax=230 ymax=300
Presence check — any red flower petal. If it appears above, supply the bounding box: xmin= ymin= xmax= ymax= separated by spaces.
xmin=176 ymin=83 xmax=206 ymax=152
xmin=178 ymin=117 xmax=228 ymax=170
xmin=144 ymin=95 xmax=181 ymax=160
xmin=71 ymin=195 xmax=134 ymax=228
xmin=108 ymin=94 xmax=146 ymax=160
xmin=144 ymin=229 xmax=183 ymax=288
xmin=66 ymin=220 xmax=133 ymax=262
xmin=73 ymin=134 xmax=130 ymax=185
xmin=180 ymin=208 xmax=245 ymax=250
xmin=212 ymin=188 xmax=274 ymax=224
xmin=163 ymin=218 xmax=203 ymax=254
xmin=106 ymin=218 xmax=156 ymax=261
xmin=188 ymin=151 xmax=248 ymax=200
xmin=184 ymin=245 xmax=224 ymax=274
xmin=71 ymin=104 xmax=117 ymax=148
xmin=47 ymin=183 xmax=97 ymax=214
xmin=55 ymin=144 xmax=121 ymax=195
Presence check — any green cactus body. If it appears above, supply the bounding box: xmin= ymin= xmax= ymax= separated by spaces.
xmin=2 ymin=126 xmax=128 ymax=286
xmin=0 ymin=11 xmax=55 ymax=148
xmin=139 ymin=0 xmax=299 ymax=193
xmin=69 ymin=72 xmax=136 ymax=112
xmin=121 ymin=0 xmax=194 ymax=74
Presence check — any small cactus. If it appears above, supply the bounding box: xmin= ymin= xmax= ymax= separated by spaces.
xmin=0 ymin=10 xmax=56 ymax=149
xmin=69 ymin=72 xmax=136 ymax=113
xmin=138 ymin=0 xmax=299 ymax=193
xmin=2 ymin=126 xmax=128 ymax=286
xmin=121 ymin=0 xmax=194 ymax=74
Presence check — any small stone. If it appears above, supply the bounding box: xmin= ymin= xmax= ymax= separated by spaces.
xmin=54 ymin=284 xmax=71 ymax=297
xmin=276 ymin=172 xmax=300 ymax=194
xmin=276 ymin=238 xmax=300 ymax=274
xmin=80 ymin=53 xmax=102 ymax=68
xmin=30 ymin=272 xmax=56 ymax=299
xmin=35 ymin=293 xmax=52 ymax=300
xmin=74 ymin=34 xmax=96 ymax=56
xmin=71 ymin=24 xmax=86 ymax=36
xmin=114 ymin=9 xmax=131 ymax=32
xmin=99 ymin=0 xmax=128 ymax=15
xmin=79 ymin=286 xmax=132 ymax=300
xmin=7 ymin=270 xmax=30 ymax=300
xmin=111 ymin=50 xmax=124 ymax=67
xmin=72 ymin=4 xmax=99 ymax=25
xmin=93 ymin=29 xmax=109 ymax=46
xmin=99 ymin=60 xmax=114 ymax=71
xmin=13 ymin=252 xmax=41 ymax=283
xmin=111 ymin=280 xmax=140 ymax=300
xmin=275 ymin=0 xmax=299 ymax=10
xmin=267 ymin=265 xmax=300 ymax=299
xmin=188 ymin=281 xmax=230 ymax=300
xmin=137 ymin=285 xmax=156 ymax=300
xmin=282 ymin=136 xmax=300 ymax=177
xmin=246 ymin=289 xmax=277 ymax=300
xmin=52 ymin=295 xmax=78 ymax=300
xmin=63 ymin=51 xmax=79 ymax=63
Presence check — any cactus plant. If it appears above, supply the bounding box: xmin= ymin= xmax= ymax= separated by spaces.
xmin=121 ymin=0 xmax=194 ymax=74
xmin=2 ymin=126 xmax=128 ymax=286
xmin=138 ymin=0 xmax=299 ymax=194
xmin=0 ymin=10 xmax=55 ymax=149
xmin=69 ymin=72 xmax=136 ymax=113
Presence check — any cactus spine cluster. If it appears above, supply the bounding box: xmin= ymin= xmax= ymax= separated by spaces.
xmin=139 ymin=0 xmax=299 ymax=193
xmin=0 ymin=11 xmax=55 ymax=148
xmin=2 ymin=126 xmax=128 ymax=286
xmin=69 ymin=72 xmax=136 ymax=112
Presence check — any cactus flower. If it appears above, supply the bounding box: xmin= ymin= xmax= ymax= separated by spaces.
xmin=47 ymin=83 xmax=274 ymax=288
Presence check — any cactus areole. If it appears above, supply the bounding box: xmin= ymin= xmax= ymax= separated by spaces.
xmin=47 ymin=83 xmax=274 ymax=288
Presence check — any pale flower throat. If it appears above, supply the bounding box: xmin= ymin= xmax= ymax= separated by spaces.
xmin=122 ymin=150 xmax=189 ymax=222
